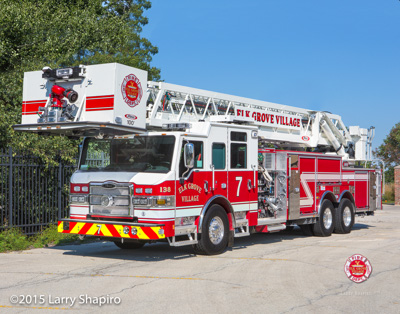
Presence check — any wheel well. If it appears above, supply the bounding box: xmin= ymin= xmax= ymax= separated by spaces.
xmin=318 ymin=191 xmax=337 ymax=213
xmin=339 ymin=191 xmax=355 ymax=207
xmin=199 ymin=196 xmax=234 ymax=232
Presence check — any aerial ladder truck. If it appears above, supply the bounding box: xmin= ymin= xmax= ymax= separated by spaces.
xmin=14 ymin=63 xmax=382 ymax=255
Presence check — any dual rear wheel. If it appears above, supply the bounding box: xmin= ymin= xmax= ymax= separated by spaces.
xmin=334 ymin=199 xmax=355 ymax=234
xmin=301 ymin=198 xmax=355 ymax=237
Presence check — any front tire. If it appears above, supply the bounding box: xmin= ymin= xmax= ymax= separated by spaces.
xmin=193 ymin=204 xmax=229 ymax=255
xmin=313 ymin=199 xmax=335 ymax=237
xmin=334 ymin=199 xmax=355 ymax=234
xmin=114 ymin=240 xmax=145 ymax=249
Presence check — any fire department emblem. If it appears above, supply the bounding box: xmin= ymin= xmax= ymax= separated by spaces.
xmin=344 ymin=254 xmax=372 ymax=283
xmin=121 ymin=74 xmax=143 ymax=107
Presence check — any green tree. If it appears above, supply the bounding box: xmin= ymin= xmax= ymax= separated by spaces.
xmin=374 ymin=122 xmax=400 ymax=183
xmin=0 ymin=0 xmax=160 ymax=164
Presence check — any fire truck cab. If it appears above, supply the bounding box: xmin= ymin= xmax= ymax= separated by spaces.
xmin=14 ymin=63 xmax=382 ymax=255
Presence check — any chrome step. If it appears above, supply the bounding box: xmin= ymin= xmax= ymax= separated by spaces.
xmin=235 ymin=218 xmax=248 ymax=228
xmin=267 ymin=224 xmax=286 ymax=232
xmin=168 ymin=226 xmax=198 ymax=247
xmin=257 ymin=217 xmax=287 ymax=226
xmin=168 ymin=238 xmax=198 ymax=247
xmin=234 ymin=219 xmax=250 ymax=237
xmin=175 ymin=225 xmax=197 ymax=236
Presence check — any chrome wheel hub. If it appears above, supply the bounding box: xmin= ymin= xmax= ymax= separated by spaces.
xmin=343 ymin=206 xmax=352 ymax=227
xmin=323 ymin=208 xmax=333 ymax=229
xmin=209 ymin=217 xmax=224 ymax=245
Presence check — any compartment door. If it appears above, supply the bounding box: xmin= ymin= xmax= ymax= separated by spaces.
xmin=299 ymin=156 xmax=316 ymax=215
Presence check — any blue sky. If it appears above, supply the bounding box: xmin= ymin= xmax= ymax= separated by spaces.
xmin=142 ymin=0 xmax=400 ymax=151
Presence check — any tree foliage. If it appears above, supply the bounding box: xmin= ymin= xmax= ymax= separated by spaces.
xmin=0 ymin=0 xmax=159 ymax=164
xmin=374 ymin=122 xmax=400 ymax=183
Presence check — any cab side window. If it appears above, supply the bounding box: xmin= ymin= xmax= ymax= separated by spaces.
xmin=212 ymin=143 xmax=226 ymax=169
xmin=230 ymin=131 xmax=247 ymax=169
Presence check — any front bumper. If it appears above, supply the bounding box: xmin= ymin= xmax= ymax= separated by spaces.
xmin=58 ymin=219 xmax=165 ymax=240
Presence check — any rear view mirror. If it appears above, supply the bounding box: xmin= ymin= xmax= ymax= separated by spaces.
xmin=184 ymin=143 xmax=194 ymax=169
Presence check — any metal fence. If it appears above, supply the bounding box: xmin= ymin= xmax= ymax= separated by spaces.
xmin=0 ymin=147 xmax=76 ymax=235
xmin=86 ymin=151 xmax=110 ymax=168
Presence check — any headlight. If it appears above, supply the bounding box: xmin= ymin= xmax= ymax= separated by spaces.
xmin=78 ymin=196 xmax=86 ymax=203
xmin=175 ymin=216 xmax=196 ymax=226
xmin=70 ymin=195 xmax=88 ymax=204
xmin=56 ymin=68 xmax=73 ymax=78
xmin=133 ymin=198 xmax=140 ymax=205
xmin=132 ymin=196 xmax=175 ymax=207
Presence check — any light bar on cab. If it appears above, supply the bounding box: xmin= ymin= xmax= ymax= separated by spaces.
xmin=42 ymin=65 xmax=86 ymax=81
xmin=162 ymin=123 xmax=191 ymax=130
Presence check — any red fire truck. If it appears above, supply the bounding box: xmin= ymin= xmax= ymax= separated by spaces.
xmin=14 ymin=63 xmax=382 ymax=255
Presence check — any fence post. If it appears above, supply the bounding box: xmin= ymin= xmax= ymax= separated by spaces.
xmin=58 ymin=158 xmax=63 ymax=221
xmin=8 ymin=147 xmax=13 ymax=228
xmin=395 ymin=166 xmax=400 ymax=206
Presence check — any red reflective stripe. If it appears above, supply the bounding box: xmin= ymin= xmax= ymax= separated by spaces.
xmin=143 ymin=227 xmax=159 ymax=239
xmin=22 ymin=100 xmax=46 ymax=114
xmin=85 ymin=108 xmax=113 ymax=111
xmin=108 ymin=224 xmax=122 ymax=238
xmin=86 ymin=95 xmax=114 ymax=111
xmin=67 ymin=221 xmax=78 ymax=232
xmin=86 ymin=95 xmax=114 ymax=100
xmin=78 ymin=223 xmax=92 ymax=235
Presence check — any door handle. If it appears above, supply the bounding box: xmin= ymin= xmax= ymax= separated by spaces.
xmin=247 ymin=179 xmax=252 ymax=190
xmin=211 ymin=164 xmax=215 ymax=191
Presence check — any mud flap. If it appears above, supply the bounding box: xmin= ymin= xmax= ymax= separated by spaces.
xmin=228 ymin=230 xmax=235 ymax=247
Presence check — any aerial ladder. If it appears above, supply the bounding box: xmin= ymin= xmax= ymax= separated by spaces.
xmin=145 ymin=81 xmax=374 ymax=162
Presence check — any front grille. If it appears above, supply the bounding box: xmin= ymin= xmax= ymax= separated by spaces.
xmin=89 ymin=182 xmax=133 ymax=217
xmin=90 ymin=185 xmax=129 ymax=196
xmin=90 ymin=195 xmax=130 ymax=206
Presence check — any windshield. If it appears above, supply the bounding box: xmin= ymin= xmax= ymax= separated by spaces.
xmin=79 ymin=136 xmax=175 ymax=173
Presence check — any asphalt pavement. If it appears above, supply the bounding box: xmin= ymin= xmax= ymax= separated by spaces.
xmin=1 ymin=205 xmax=399 ymax=313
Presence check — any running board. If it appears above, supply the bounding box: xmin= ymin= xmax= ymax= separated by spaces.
xmin=257 ymin=217 xmax=287 ymax=226
xmin=234 ymin=219 xmax=250 ymax=237
xmin=267 ymin=224 xmax=286 ymax=232
xmin=168 ymin=225 xmax=198 ymax=247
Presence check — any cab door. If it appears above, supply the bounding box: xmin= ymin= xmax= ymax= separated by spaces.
xmin=209 ymin=127 xmax=228 ymax=199
xmin=227 ymin=129 xmax=253 ymax=212
xmin=175 ymin=138 xmax=208 ymax=214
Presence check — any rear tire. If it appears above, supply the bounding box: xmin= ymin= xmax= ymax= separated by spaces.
xmin=114 ymin=240 xmax=145 ymax=249
xmin=313 ymin=199 xmax=335 ymax=237
xmin=334 ymin=199 xmax=355 ymax=234
xmin=193 ymin=204 xmax=229 ymax=255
